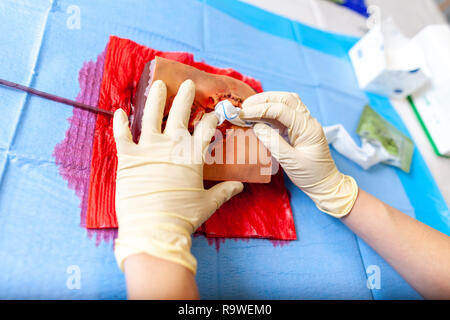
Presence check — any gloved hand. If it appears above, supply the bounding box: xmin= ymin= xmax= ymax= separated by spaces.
xmin=240 ymin=92 xmax=358 ymax=218
xmin=113 ymin=79 xmax=243 ymax=274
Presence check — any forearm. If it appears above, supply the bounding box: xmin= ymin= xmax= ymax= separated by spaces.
xmin=124 ymin=253 xmax=199 ymax=300
xmin=342 ymin=189 xmax=450 ymax=299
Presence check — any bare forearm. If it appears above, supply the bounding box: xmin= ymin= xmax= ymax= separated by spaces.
xmin=342 ymin=189 xmax=450 ymax=299
xmin=123 ymin=253 xmax=199 ymax=300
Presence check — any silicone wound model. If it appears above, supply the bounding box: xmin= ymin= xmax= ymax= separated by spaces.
xmin=86 ymin=36 xmax=296 ymax=241
xmin=133 ymin=57 xmax=272 ymax=183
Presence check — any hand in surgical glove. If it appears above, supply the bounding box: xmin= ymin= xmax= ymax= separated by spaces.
xmin=113 ymin=79 xmax=243 ymax=274
xmin=240 ymin=92 xmax=358 ymax=218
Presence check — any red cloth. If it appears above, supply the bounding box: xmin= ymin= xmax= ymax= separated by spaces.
xmin=86 ymin=36 xmax=296 ymax=240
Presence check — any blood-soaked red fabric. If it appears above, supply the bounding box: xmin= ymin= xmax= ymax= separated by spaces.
xmin=86 ymin=36 xmax=296 ymax=240
xmin=199 ymin=172 xmax=295 ymax=239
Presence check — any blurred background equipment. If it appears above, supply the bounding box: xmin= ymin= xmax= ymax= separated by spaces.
xmin=436 ymin=0 xmax=450 ymax=21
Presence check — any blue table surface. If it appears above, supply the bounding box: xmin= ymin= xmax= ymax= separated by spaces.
xmin=0 ymin=0 xmax=448 ymax=299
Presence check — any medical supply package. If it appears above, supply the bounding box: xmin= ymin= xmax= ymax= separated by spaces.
xmin=356 ymin=105 xmax=414 ymax=172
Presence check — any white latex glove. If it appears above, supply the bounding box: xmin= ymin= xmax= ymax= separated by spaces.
xmin=113 ymin=79 xmax=243 ymax=274
xmin=240 ymin=92 xmax=358 ymax=218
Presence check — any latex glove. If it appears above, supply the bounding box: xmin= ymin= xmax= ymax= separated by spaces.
xmin=113 ymin=79 xmax=243 ymax=274
xmin=240 ymin=92 xmax=358 ymax=218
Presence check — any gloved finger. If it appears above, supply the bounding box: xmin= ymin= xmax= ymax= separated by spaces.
xmin=242 ymin=91 xmax=306 ymax=111
xmin=207 ymin=181 xmax=244 ymax=212
xmin=252 ymin=123 xmax=294 ymax=163
xmin=113 ymin=108 xmax=133 ymax=147
xmin=164 ymin=79 xmax=195 ymax=137
xmin=140 ymin=80 xmax=167 ymax=142
xmin=240 ymin=102 xmax=298 ymax=130
xmin=193 ymin=112 xmax=218 ymax=153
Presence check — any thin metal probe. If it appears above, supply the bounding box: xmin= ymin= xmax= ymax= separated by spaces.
xmin=0 ymin=78 xmax=114 ymax=116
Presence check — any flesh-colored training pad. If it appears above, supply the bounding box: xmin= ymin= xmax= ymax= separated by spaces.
xmin=133 ymin=57 xmax=272 ymax=183
xmin=86 ymin=36 xmax=296 ymax=242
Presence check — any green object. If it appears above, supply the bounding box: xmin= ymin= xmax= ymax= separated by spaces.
xmin=356 ymin=105 xmax=414 ymax=173
xmin=407 ymin=96 xmax=450 ymax=158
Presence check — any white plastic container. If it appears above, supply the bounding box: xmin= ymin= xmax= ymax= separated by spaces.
xmin=349 ymin=19 xmax=429 ymax=98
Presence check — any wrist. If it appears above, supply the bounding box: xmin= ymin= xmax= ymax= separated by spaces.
xmin=305 ymin=170 xmax=359 ymax=218
xmin=115 ymin=216 xmax=197 ymax=274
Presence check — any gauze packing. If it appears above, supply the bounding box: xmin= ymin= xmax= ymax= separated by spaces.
xmin=214 ymin=100 xmax=253 ymax=127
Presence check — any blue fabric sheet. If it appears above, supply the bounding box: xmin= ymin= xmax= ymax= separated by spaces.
xmin=0 ymin=0 xmax=448 ymax=299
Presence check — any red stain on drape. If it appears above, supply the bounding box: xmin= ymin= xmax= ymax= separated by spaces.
xmin=86 ymin=36 xmax=296 ymax=240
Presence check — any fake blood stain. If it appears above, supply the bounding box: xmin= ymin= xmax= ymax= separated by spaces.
xmin=53 ymin=50 xmax=117 ymax=245
xmin=53 ymin=36 xmax=296 ymax=247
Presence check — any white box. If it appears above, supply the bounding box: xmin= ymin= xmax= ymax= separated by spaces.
xmin=408 ymin=24 xmax=450 ymax=157
xmin=349 ymin=19 xmax=429 ymax=98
